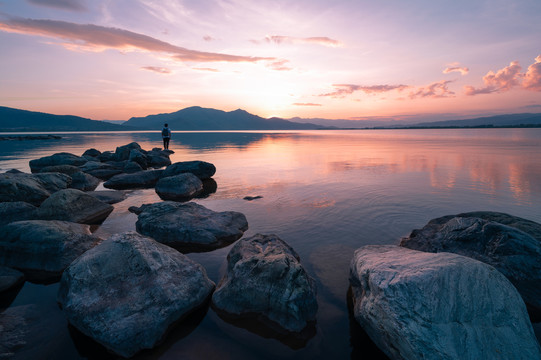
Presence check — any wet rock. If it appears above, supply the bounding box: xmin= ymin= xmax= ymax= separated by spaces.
xmin=349 ymin=245 xmax=541 ymax=360
xmin=57 ymin=232 xmax=215 ymax=358
xmin=132 ymin=201 xmax=248 ymax=251
xmin=162 ymin=161 xmax=216 ymax=180
xmin=114 ymin=142 xmax=142 ymax=161
xmin=0 ymin=201 xmax=38 ymax=226
xmin=86 ymin=190 xmax=126 ymax=204
xmin=37 ymin=188 xmax=113 ymax=224
xmin=0 ymin=173 xmax=50 ymax=206
xmin=29 ymin=152 xmax=87 ymax=173
xmin=69 ymin=172 xmax=100 ymax=191
xmin=0 ymin=220 xmax=99 ymax=279
xmin=155 ymin=173 xmax=203 ymax=201
xmin=212 ymin=233 xmax=317 ymax=333
xmin=103 ymin=169 xmax=163 ymax=189
xmin=0 ymin=266 xmax=25 ymax=293
xmin=400 ymin=213 xmax=541 ymax=317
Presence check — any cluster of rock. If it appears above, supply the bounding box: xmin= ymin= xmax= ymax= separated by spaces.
xmin=1 ymin=142 xmax=318 ymax=358
xmin=0 ymin=135 xmax=61 ymax=141
xmin=349 ymin=211 xmax=541 ymax=360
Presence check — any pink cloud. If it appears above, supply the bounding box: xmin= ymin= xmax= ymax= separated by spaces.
xmin=193 ymin=67 xmax=219 ymax=72
xmin=0 ymin=16 xmax=275 ymax=64
xmin=264 ymin=35 xmax=342 ymax=47
xmin=409 ymin=80 xmax=455 ymax=99
xmin=27 ymin=0 xmax=86 ymax=11
xmin=320 ymin=84 xmax=409 ymax=98
xmin=443 ymin=63 xmax=469 ymax=75
xmin=293 ymin=102 xmax=322 ymax=106
xmin=203 ymin=35 xmax=214 ymax=42
xmin=141 ymin=66 xmax=171 ymax=74
xmin=523 ymin=55 xmax=541 ymax=91
xmin=464 ymin=60 xmax=522 ymax=95
xmin=267 ymin=59 xmax=292 ymax=71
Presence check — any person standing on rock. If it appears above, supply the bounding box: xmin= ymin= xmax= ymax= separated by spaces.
xmin=161 ymin=123 xmax=171 ymax=150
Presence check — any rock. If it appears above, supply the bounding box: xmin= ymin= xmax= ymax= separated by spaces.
xmin=0 ymin=266 xmax=25 ymax=293
xmin=132 ymin=201 xmax=248 ymax=251
xmin=31 ymin=172 xmax=72 ymax=193
xmin=454 ymin=211 xmax=541 ymax=242
xmin=37 ymin=188 xmax=114 ymax=224
xmin=0 ymin=220 xmax=99 ymax=279
xmin=0 ymin=305 xmax=40 ymax=358
xmin=123 ymin=161 xmax=143 ymax=173
xmin=86 ymin=190 xmax=126 ymax=204
xmin=128 ymin=149 xmax=148 ymax=169
xmin=162 ymin=161 xmax=216 ymax=180
xmin=79 ymin=161 xmax=123 ymax=180
xmin=57 ymin=232 xmax=215 ymax=358
xmin=114 ymin=142 xmax=142 ymax=161
xmin=39 ymin=164 xmax=81 ymax=175
xmin=146 ymin=149 xmax=172 ymax=168
xmin=212 ymin=233 xmax=317 ymax=333
xmin=5 ymin=169 xmax=23 ymax=174
xmin=243 ymin=195 xmax=263 ymax=201
xmin=82 ymin=148 xmax=101 ymax=157
xmin=400 ymin=214 xmax=541 ymax=317
xmin=97 ymin=151 xmax=116 ymax=162
xmin=0 ymin=201 xmax=38 ymax=226
xmin=0 ymin=173 xmax=51 ymax=206
xmin=103 ymin=169 xmax=163 ymax=189
xmin=29 ymin=152 xmax=87 ymax=173
xmin=155 ymin=173 xmax=203 ymax=201
xmin=349 ymin=245 xmax=541 ymax=360
xmin=69 ymin=172 xmax=100 ymax=191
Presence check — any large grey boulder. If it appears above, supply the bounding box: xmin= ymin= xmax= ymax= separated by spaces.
xmin=0 ymin=172 xmax=71 ymax=206
xmin=37 ymin=188 xmax=114 ymax=224
xmin=162 ymin=161 xmax=216 ymax=180
xmin=29 ymin=152 xmax=87 ymax=173
xmin=0 ymin=201 xmax=38 ymax=226
xmin=146 ymin=149 xmax=172 ymax=168
xmin=69 ymin=172 xmax=100 ymax=191
xmin=0 ymin=266 xmax=25 ymax=293
xmin=212 ymin=233 xmax=317 ymax=333
xmin=155 ymin=173 xmax=203 ymax=201
xmin=131 ymin=201 xmax=248 ymax=251
xmin=0 ymin=220 xmax=99 ymax=279
xmin=57 ymin=232 xmax=215 ymax=358
xmin=31 ymin=172 xmax=71 ymax=193
xmin=114 ymin=142 xmax=142 ymax=161
xmin=400 ymin=213 xmax=541 ymax=317
xmin=128 ymin=149 xmax=148 ymax=169
xmin=103 ymin=169 xmax=163 ymax=189
xmin=349 ymin=245 xmax=541 ymax=360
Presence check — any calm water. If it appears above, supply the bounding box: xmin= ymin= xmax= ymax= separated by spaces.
xmin=1 ymin=129 xmax=540 ymax=359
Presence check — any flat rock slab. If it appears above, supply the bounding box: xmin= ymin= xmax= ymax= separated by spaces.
xmin=0 ymin=220 xmax=99 ymax=280
xmin=162 ymin=161 xmax=216 ymax=180
xmin=0 ymin=266 xmax=25 ymax=293
xmin=37 ymin=188 xmax=113 ymax=224
xmin=132 ymin=201 xmax=248 ymax=252
xmin=103 ymin=169 xmax=163 ymax=189
xmin=155 ymin=173 xmax=203 ymax=201
xmin=349 ymin=245 xmax=541 ymax=360
xmin=58 ymin=232 xmax=215 ymax=358
xmin=400 ymin=212 xmax=541 ymax=317
xmin=212 ymin=233 xmax=318 ymax=333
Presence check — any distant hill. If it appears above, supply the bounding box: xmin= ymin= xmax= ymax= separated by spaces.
xmin=0 ymin=106 xmax=135 ymax=132
xmin=400 ymin=113 xmax=541 ymax=128
xmin=123 ymin=106 xmax=326 ymax=130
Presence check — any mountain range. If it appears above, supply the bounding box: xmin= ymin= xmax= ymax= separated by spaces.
xmin=1 ymin=105 xmax=541 ymax=132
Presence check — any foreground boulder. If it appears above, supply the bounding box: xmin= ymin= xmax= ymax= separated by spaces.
xmin=349 ymin=245 xmax=541 ymax=360
xmin=57 ymin=232 xmax=215 ymax=358
xmin=212 ymin=234 xmax=317 ymax=333
xmin=0 ymin=201 xmax=37 ymax=226
xmin=155 ymin=173 xmax=203 ymax=201
xmin=0 ymin=172 xmax=70 ymax=206
xmin=37 ymin=188 xmax=114 ymax=224
xmin=103 ymin=169 xmax=163 ymax=189
xmin=29 ymin=152 xmax=87 ymax=173
xmin=400 ymin=212 xmax=541 ymax=317
xmin=162 ymin=161 xmax=216 ymax=180
xmin=0 ymin=220 xmax=99 ymax=279
xmin=0 ymin=266 xmax=25 ymax=293
xmin=131 ymin=201 xmax=248 ymax=251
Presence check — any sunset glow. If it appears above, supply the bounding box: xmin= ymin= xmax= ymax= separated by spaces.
xmin=1 ymin=0 xmax=540 ymax=121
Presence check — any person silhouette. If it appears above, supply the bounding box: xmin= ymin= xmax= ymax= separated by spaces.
xmin=161 ymin=123 xmax=171 ymax=150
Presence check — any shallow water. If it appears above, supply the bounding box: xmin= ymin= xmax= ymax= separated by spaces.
xmin=1 ymin=129 xmax=540 ymax=359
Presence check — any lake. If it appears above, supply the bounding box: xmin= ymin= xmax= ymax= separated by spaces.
xmin=1 ymin=129 xmax=540 ymax=359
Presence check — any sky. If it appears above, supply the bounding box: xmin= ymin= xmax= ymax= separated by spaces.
xmin=0 ymin=0 xmax=540 ymax=121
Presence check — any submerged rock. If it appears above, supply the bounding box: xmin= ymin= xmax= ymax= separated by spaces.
xmin=58 ymin=232 xmax=215 ymax=358
xmin=212 ymin=233 xmax=318 ymax=333
xmin=103 ymin=169 xmax=163 ymax=189
xmin=0 ymin=201 xmax=38 ymax=227
xmin=132 ymin=201 xmax=248 ymax=251
xmin=162 ymin=161 xmax=216 ymax=180
xmin=37 ymin=188 xmax=114 ymax=224
xmin=155 ymin=173 xmax=203 ymax=201
xmin=29 ymin=152 xmax=87 ymax=173
xmin=0 ymin=220 xmax=99 ymax=279
xmin=349 ymin=245 xmax=541 ymax=360
xmin=400 ymin=212 xmax=541 ymax=317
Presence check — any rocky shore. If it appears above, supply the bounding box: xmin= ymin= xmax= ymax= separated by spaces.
xmin=1 ymin=142 xmax=540 ymax=359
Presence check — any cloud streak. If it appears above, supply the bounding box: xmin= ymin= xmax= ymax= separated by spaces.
xmin=27 ymin=0 xmax=87 ymax=12
xmin=320 ymin=84 xmax=409 ymax=98
xmin=293 ymin=102 xmax=322 ymax=106
xmin=255 ymin=35 xmax=342 ymax=47
xmin=443 ymin=63 xmax=469 ymax=75
xmin=141 ymin=66 xmax=171 ymax=74
xmin=0 ymin=16 xmax=275 ymax=64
